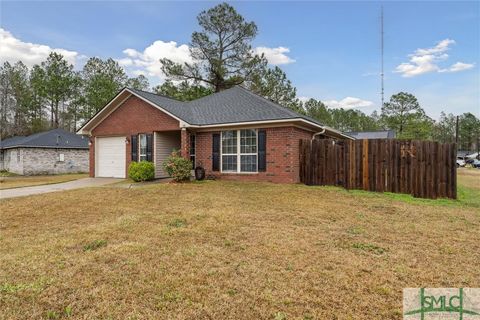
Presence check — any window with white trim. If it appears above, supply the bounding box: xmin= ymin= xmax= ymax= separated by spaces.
xmin=139 ymin=134 xmax=147 ymax=161
xmin=221 ymin=129 xmax=257 ymax=173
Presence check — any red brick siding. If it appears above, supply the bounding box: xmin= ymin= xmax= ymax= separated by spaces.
xmin=194 ymin=126 xmax=313 ymax=183
xmin=89 ymin=96 xmax=181 ymax=177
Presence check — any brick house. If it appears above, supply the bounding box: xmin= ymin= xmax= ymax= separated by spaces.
xmin=0 ymin=128 xmax=89 ymax=175
xmin=77 ymin=86 xmax=352 ymax=183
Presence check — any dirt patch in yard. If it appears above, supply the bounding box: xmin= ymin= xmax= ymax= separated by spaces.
xmin=0 ymin=175 xmax=479 ymax=319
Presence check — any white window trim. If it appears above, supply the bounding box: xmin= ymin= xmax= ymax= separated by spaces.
xmin=220 ymin=129 xmax=258 ymax=173
xmin=139 ymin=133 xmax=147 ymax=161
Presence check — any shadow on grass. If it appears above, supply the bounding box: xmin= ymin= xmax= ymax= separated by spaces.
xmin=305 ymin=184 xmax=479 ymax=209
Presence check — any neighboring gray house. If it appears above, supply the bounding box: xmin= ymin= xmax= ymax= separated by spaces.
xmin=0 ymin=129 xmax=89 ymax=175
xmin=345 ymin=130 xmax=396 ymax=140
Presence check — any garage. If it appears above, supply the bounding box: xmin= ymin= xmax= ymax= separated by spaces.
xmin=96 ymin=137 xmax=126 ymax=178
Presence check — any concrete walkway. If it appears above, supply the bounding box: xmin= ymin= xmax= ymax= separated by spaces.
xmin=0 ymin=178 xmax=120 ymax=199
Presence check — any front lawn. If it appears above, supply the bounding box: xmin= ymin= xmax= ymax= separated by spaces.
xmin=0 ymin=173 xmax=88 ymax=190
xmin=0 ymin=172 xmax=478 ymax=319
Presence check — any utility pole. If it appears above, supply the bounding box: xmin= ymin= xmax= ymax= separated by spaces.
xmin=380 ymin=5 xmax=384 ymax=108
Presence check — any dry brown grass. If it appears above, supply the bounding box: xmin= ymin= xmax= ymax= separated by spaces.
xmin=0 ymin=173 xmax=479 ymax=319
xmin=458 ymin=168 xmax=480 ymax=190
xmin=0 ymin=173 xmax=88 ymax=190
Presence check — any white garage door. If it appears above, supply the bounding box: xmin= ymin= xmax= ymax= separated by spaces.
xmin=96 ymin=137 xmax=126 ymax=178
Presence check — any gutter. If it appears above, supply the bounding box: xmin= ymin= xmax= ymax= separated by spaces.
xmin=312 ymin=128 xmax=326 ymax=140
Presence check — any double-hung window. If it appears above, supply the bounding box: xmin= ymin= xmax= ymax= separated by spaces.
xmin=139 ymin=134 xmax=147 ymax=161
xmin=221 ymin=129 xmax=257 ymax=173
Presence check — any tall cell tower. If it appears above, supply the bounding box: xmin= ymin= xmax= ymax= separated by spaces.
xmin=380 ymin=5 xmax=384 ymax=108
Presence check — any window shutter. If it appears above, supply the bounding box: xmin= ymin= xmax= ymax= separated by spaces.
xmin=146 ymin=133 xmax=153 ymax=162
xmin=258 ymin=130 xmax=267 ymax=172
xmin=131 ymin=135 xmax=138 ymax=162
xmin=212 ymin=133 xmax=220 ymax=171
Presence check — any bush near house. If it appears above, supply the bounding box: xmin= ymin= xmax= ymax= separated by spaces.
xmin=163 ymin=151 xmax=192 ymax=182
xmin=128 ymin=161 xmax=155 ymax=182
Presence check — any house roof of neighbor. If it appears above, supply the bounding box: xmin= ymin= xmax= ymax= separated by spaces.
xmin=344 ymin=130 xmax=396 ymax=140
xmin=78 ymin=86 xmax=352 ymax=140
xmin=0 ymin=128 xmax=89 ymax=150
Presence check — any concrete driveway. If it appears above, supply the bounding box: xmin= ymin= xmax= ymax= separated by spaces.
xmin=0 ymin=178 xmax=120 ymax=199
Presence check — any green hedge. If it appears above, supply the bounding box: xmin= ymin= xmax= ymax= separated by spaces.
xmin=128 ymin=161 xmax=155 ymax=182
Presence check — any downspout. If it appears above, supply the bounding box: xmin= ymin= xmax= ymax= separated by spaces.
xmin=311 ymin=128 xmax=326 ymax=141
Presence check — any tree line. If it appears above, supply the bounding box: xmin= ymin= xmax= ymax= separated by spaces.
xmin=0 ymin=55 xmax=149 ymax=137
xmin=1 ymin=2 xmax=478 ymax=151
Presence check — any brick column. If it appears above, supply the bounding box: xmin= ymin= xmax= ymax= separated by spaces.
xmin=180 ymin=128 xmax=190 ymax=159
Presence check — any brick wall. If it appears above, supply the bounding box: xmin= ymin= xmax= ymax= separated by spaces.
xmin=1 ymin=148 xmax=88 ymax=175
xmin=194 ymin=126 xmax=313 ymax=183
xmin=90 ymin=96 xmax=181 ymax=177
xmin=1 ymin=148 xmax=23 ymax=174
xmin=23 ymin=148 xmax=89 ymax=175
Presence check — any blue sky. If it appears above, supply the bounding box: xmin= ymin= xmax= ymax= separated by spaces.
xmin=1 ymin=1 xmax=479 ymax=119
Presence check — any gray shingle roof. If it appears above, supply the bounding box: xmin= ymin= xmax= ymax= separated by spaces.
xmin=128 ymin=88 xmax=194 ymax=123
xmin=345 ymin=130 xmax=396 ymax=139
xmin=0 ymin=128 xmax=89 ymax=149
xmin=129 ymin=86 xmax=325 ymax=126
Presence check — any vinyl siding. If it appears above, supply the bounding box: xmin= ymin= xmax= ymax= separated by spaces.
xmin=155 ymin=131 xmax=181 ymax=178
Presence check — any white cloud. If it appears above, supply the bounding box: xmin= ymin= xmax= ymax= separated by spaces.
xmin=440 ymin=61 xmax=475 ymax=73
xmin=254 ymin=46 xmax=295 ymax=65
xmin=415 ymin=38 xmax=455 ymax=55
xmin=394 ymin=39 xmax=474 ymax=77
xmin=324 ymin=97 xmax=374 ymax=109
xmin=119 ymin=42 xmax=296 ymax=82
xmin=117 ymin=40 xmax=193 ymax=81
xmin=0 ymin=28 xmax=80 ymax=67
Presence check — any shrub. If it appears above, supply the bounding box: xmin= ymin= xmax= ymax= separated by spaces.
xmin=162 ymin=151 xmax=192 ymax=182
xmin=128 ymin=161 xmax=155 ymax=182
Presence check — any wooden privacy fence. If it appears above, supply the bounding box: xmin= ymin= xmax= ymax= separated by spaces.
xmin=299 ymin=139 xmax=457 ymax=199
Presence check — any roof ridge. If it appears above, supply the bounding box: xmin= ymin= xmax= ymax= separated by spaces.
xmin=127 ymin=87 xmax=185 ymax=103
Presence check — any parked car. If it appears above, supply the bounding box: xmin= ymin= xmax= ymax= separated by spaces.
xmin=465 ymin=158 xmax=478 ymax=165
xmin=466 ymin=152 xmax=479 ymax=160
xmin=456 ymin=157 xmax=466 ymax=167
xmin=471 ymin=159 xmax=480 ymax=168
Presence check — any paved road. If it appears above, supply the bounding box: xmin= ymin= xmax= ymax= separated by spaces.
xmin=0 ymin=178 xmax=120 ymax=199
